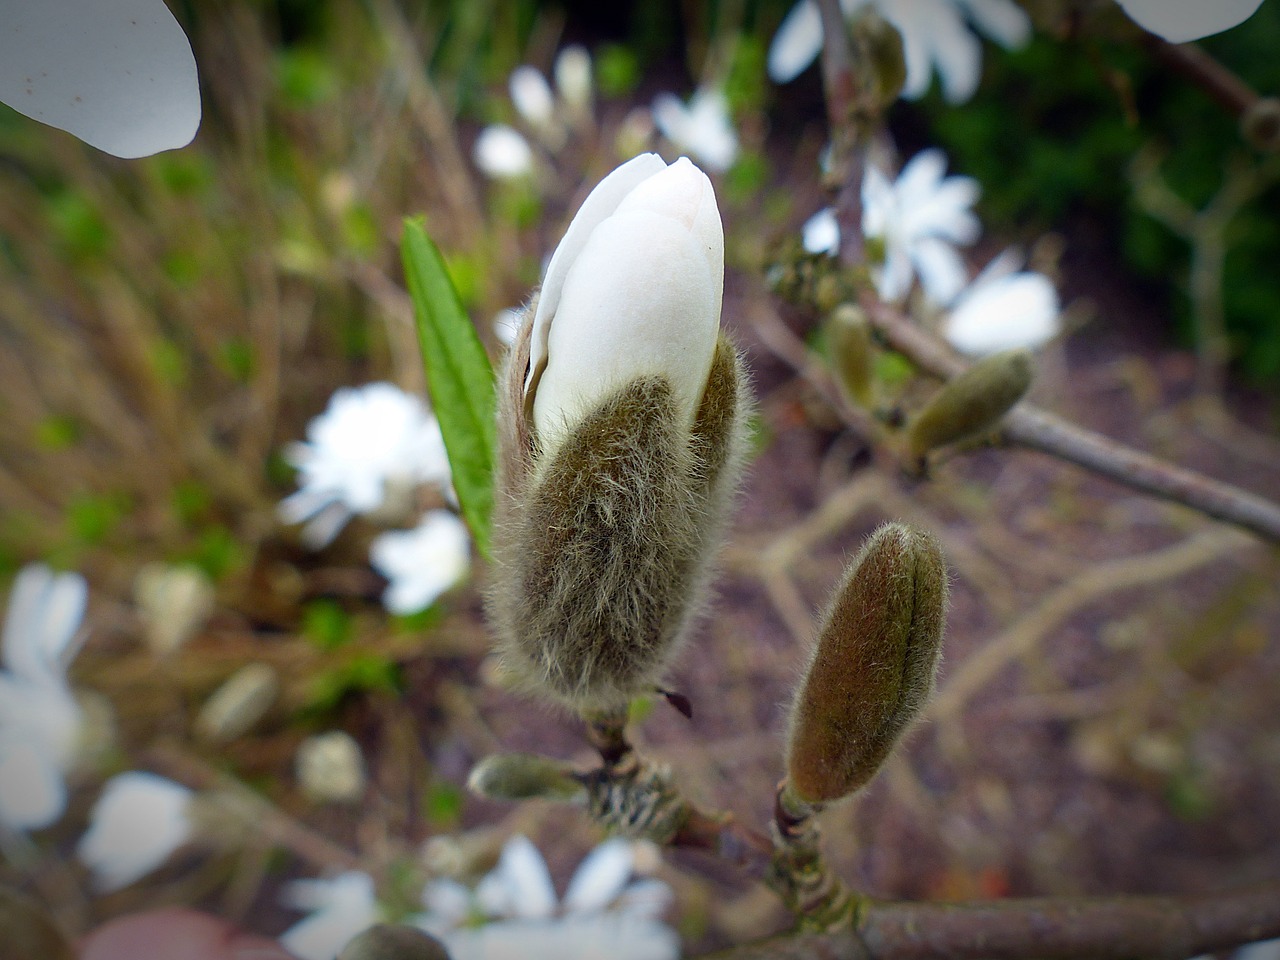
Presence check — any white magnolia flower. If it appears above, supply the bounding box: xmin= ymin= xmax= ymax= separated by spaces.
xmin=802 ymin=207 xmax=841 ymax=256
xmin=768 ymin=0 xmax=1031 ymax=103
xmin=651 ymin=88 xmax=739 ymax=173
xmin=281 ymin=871 xmax=382 ymax=960
xmin=425 ymin=835 xmax=679 ymax=960
xmin=943 ymin=249 xmax=1060 ymax=356
xmin=279 ymin=383 xmax=451 ymax=549
xmin=473 ymin=124 xmax=535 ymax=179
xmin=527 ymin=153 xmax=723 ymax=457
xmin=77 ymin=772 xmax=195 ymax=891
xmin=1115 ymin=0 xmax=1265 ymax=42
xmin=862 ymin=147 xmax=980 ymax=304
xmin=0 ymin=564 xmax=87 ymax=831
xmin=369 ymin=510 xmax=471 ymax=615
xmin=0 ymin=0 xmax=200 ymax=157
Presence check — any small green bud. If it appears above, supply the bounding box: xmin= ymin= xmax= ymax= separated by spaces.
xmin=1241 ymin=97 xmax=1280 ymax=152
xmin=467 ymin=753 xmax=585 ymax=803
xmin=0 ymin=887 xmax=75 ymax=960
xmin=786 ymin=523 xmax=947 ymax=805
xmin=338 ymin=924 xmax=452 ymax=960
xmin=826 ymin=304 xmax=876 ymax=409
xmin=907 ymin=349 xmax=1033 ymax=458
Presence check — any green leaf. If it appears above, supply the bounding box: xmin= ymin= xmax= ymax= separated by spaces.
xmin=401 ymin=220 xmax=496 ymax=557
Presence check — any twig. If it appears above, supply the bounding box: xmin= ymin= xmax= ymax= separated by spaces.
xmin=1141 ymin=36 xmax=1258 ymax=117
xmin=700 ymin=880 xmax=1280 ymax=959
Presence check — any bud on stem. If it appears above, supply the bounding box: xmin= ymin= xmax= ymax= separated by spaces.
xmin=826 ymin=304 xmax=876 ymax=409
xmin=785 ymin=523 xmax=948 ymax=805
xmin=907 ymin=348 xmax=1033 ymax=459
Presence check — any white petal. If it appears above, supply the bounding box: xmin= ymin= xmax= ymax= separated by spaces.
xmin=473 ymin=125 xmax=533 ymax=179
xmin=1234 ymin=937 xmax=1280 ymax=960
xmin=927 ymin=9 xmax=983 ymax=104
xmin=510 ymin=66 xmax=555 ymax=127
xmin=493 ymin=835 xmax=557 ymax=921
xmin=1114 ymin=0 xmax=1264 ymax=42
xmin=0 ymin=738 xmax=68 ymax=830
xmin=768 ymin=0 xmax=824 ymax=83
xmin=532 ymin=159 xmax=722 ymax=454
xmin=563 ymin=839 xmax=634 ymax=915
xmin=2 ymin=564 xmax=87 ymax=680
xmin=802 ymin=208 xmax=840 ymax=256
xmin=369 ymin=511 xmax=471 ymax=615
xmin=911 ymin=235 xmax=971 ymax=305
xmin=554 ymin=46 xmax=593 ymax=113
xmin=945 ymin=270 xmax=1060 ymax=355
xmin=614 ymin=879 xmax=676 ymax=921
xmin=301 ymin=503 xmax=354 ymax=551
xmin=0 ymin=0 xmax=200 ymax=158
xmin=528 ymin=152 xmax=669 ymax=397
xmin=420 ymin=878 xmax=473 ymax=927
xmin=444 ymin=914 xmax=680 ymax=960
xmin=77 ymin=771 xmax=194 ymax=890
xmin=875 ymin=244 xmax=916 ymax=302
xmin=958 ymin=0 xmax=1032 ymax=48
xmin=280 ymin=874 xmax=380 ymax=960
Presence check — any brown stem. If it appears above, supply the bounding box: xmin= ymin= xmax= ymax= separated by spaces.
xmin=1142 ymin=35 xmax=1258 ymax=117
xmin=700 ymin=880 xmax=1280 ymax=959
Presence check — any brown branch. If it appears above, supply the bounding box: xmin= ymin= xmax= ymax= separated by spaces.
xmin=1141 ymin=35 xmax=1258 ymax=117
xmin=862 ymin=301 xmax=1280 ymax=543
xmin=700 ymin=880 xmax=1280 ymax=959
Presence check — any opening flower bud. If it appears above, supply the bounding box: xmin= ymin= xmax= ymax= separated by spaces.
xmin=488 ymin=155 xmax=751 ymax=714
xmin=786 ymin=523 xmax=948 ymax=805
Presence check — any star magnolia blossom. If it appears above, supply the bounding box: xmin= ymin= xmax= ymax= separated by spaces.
xmin=862 ymin=148 xmax=980 ymax=305
xmin=368 ymin=510 xmax=471 ymax=615
xmin=279 ymin=383 xmax=452 ymax=549
xmin=943 ymin=249 xmax=1061 ymax=356
xmin=1114 ymin=0 xmax=1266 ymax=43
xmin=280 ymin=871 xmax=382 ymax=960
xmin=525 ymin=152 xmax=723 ymax=457
xmin=0 ymin=564 xmax=88 ymax=831
xmin=77 ymin=772 xmax=195 ymax=891
xmin=651 ymin=88 xmax=739 ymax=173
xmin=768 ymin=0 xmax=1031 ymax=103
xmin=0 ymin=0 xmax=200 ymax=157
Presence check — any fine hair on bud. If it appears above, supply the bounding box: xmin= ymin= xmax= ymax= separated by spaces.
xmin=786 ymin=523 xmax=948 ymax=805
xmin=907 ymin=348 xmax=1033 ymax=459
xmin=826 ymin=303 xmax=875 ymax=409
xmin=488 ymin=320 xmax=751 ymax=713
xmin=467 ymin=753 xmax=585 ymax=803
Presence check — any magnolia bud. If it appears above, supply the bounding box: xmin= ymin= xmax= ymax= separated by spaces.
xmin=467 ymin=753 xmax=585 ymax=803
xmin=907 ymin=349 xmax=1033 ymax=459
xmin=488 ymin=155 xmax=751 ymax=713
xmin=0 ymin=887 xmax=75 ymax=960
xmin=555 ymin=47 xmax=594 ymax=126
xmin=338 ymin=925 xmax=452 ymax=960
xmin=826 ymin=304 xmax=875 ymax=409
xmin=134 ymin=562 xmax=215 ymax=657
xmin=194 ymin=663 xmax=279 ymax=745
xmin=1241 ymin=97 xmax=1280 ymax=152
xmin=786 ymin=523 xmax=947 ymax=805
xmin=296 ymin=731 xmax=367 ymax=804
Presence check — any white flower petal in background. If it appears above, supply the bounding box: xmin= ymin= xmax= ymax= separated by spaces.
xmin=651 ymin=88 xmax=739 ymax=172
xmin=802 ymin=207 xmax=841 ymax=256
xmin=282 ymin=871 xmax=382 ymax=960
xmin=562 ymin=838 xmax=634 ymax=915
xmin=493 ymin=307 xmax=523 ymax=348
xmin=1114 ymin=0 xmax=1265 ymax=42
xmin=944 ymin=249 xmax=1060 ymax=356
xmin=445 ymin=914 xmax=679 ymax=960
xmin=473 ymin=124 xmax=534 ymax=179
xmin=475 ymin=834 xmax=558 ymax=921
xmin=510 ymin=66 xmax=556 ymax=128
xmin=369 ymin=510 xmax=471 ymax=615
xmin=1234 ymin=937 xmax=1280 ymax=960
xmin=0 ymin=564 xmax=88 ymax=831
xmin=554 ymin=45 xmax=594 ymax=120
xmin=861 ymin=148 xmax=980 ymax=305
xmin=0 ymin=0 xmax=200 ymax=158
xmin=279 ymin=383 xmax=451 ymax=549
xmin=766 ymin=0 xmax=1031 ymax=103
xmin=77 ymin=772 xmax=194 ymax=891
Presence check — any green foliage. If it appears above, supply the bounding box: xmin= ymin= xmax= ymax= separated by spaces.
xmin=422 ymin=781 xmax=463 ymax=828
xmin=181 ymin=526 xmax=246 ymax=582
xmin=66 ymin=492 xmax=131 ymax=546
xmin=596 ymin=44 xmax=641 ymax=97
xmin=303 ymin=599 xmax=354 ymax=652
xmin=274 ymin=47 xmax=341 ymax=106
xmin=401 ymin=220 xmax=497 ymax=558
xmin=34 ymin=415 xmax=81 ymax=451
xmin=305 ymin=654 xmax=403 ymax=715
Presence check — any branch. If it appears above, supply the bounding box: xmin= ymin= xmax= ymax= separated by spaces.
xmin=1141 ymin=35 xmax=1258 ymax=117
xmin=863 ymin=301 xmax=1280 ymax=543
xmin=700 ymin=880 xmax=1280 ymax=959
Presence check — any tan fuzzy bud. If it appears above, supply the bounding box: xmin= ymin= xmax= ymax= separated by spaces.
xmin=194 ymin=663 xmax=279 ymax=744
xmin=1241 ymin=97 xmax=1280 ymax=152
xmin=826 ymin=304 xmax=876 ymax=409
xmin=134 ymin=562 xmax=215 ymax=657
xmin=296 ymin=731 xmax=366 ymax=804
xmin=907 ymin=349 xmax=1033 ymax=458
xmin=0 ymin=887 xmax=75 ymax=960
xmin=338 ymin=924 xmax=452 ymax=960
xmin=467 ymin=753 xmax=585 ymax=803
xmin=786 ymin=523 xmax=948 ymax=805
xmin=488 ymin=329 xmax=751 ymax=713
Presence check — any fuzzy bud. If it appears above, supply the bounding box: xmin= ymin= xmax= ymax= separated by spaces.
xmin=907 ymin=349 xmax=1033 ymax=458
xmin=134 ymin=562 xmax=214 ymax=657
xmin=488 ymin=155 xmax=751 ymax=713
xmin=826 ymin=304 xmax=876 ymax=409
xmin=467 ymin=753 xmax=585 ymax=803
xmin=1242 ymin=97 xmax=1280 ymax=152
xmin=338 ymin=925 xmax=452 ymax=960
xmin=194 ymin=663 xmax=279 ymax=745
xmin=786 ymin=523 xmax=947 ymax=805
xmin=295 ymin=731 xmax=366 ymax=804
